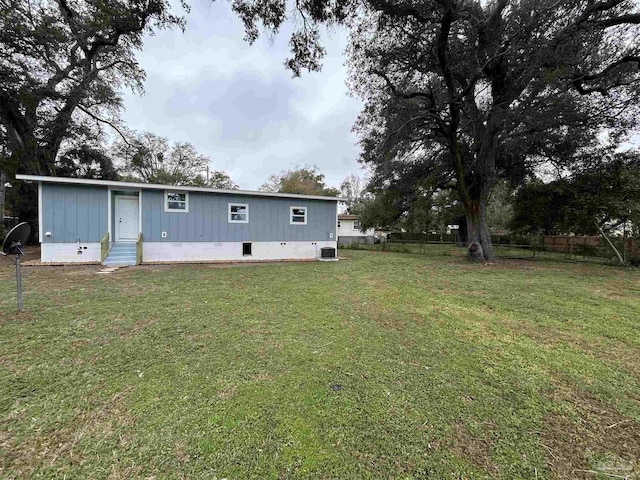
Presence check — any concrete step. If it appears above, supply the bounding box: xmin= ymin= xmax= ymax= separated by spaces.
xmin=109 ymin=245 xmax=136 ymax=251
xmin=104 ymin=255 xmax=136 ymax=262
xmin=104 ymin=257 xmax=136 ymax=264
xmin=107 ymin=251 xmax=137 ymax=258
xmin=103 ymin=243 xmax=137 ymax=266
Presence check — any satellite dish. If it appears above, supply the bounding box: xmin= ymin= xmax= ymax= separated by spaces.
xmin=3 ymin=222 xmax=31 ymax=255
xmin=1 ymin=222 xmax=31 ymax=311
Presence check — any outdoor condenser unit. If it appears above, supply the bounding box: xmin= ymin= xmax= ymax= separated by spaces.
xmin=321 ymin=247 xmax=336 ymax=259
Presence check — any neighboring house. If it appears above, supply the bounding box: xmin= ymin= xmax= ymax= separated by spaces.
xmin=17 ymin=175 xmax=341 ymax=265
xmin=337 ymin=214 xmax=375 ymax=245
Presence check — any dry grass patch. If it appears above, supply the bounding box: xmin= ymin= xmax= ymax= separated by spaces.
xmin=542 ymin=389 xmax=640 ymax=479
xmin=0 ymin=388 xmax=134 ymax=478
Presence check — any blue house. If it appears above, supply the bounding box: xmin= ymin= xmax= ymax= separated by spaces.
xmin=16 ymin=175 xmax=340 ymax=266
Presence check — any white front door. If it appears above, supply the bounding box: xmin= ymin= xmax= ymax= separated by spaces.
xmin=115 ymin=196 xmax=139 ymax=241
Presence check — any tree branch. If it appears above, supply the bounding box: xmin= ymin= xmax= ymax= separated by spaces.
xmin=573 ymin=55 xmax=640 ymax=94
xmin=371 ymin=69 xmax=432 ymax=100
xmin=76 ymin=105 xmax=131 ymax=146
xmin=368 ymin=0 xmax=431 ymax=23
xmin=594 ymin=13 xmax=640 ymax=28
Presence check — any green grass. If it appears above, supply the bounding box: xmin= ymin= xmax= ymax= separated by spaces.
xmin=1 ymin=251 xmax=639 ymax=479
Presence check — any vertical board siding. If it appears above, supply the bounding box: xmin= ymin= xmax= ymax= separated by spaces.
xmin=141 ymin=190 xmax=337 ymax=242
xmin=41 ymin=184 xmax=337 ymax=244
xmin=42 ymin=184 xmax=108 ymax=243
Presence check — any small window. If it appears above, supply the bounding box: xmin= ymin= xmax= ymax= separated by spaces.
xmin=228 ymin=203 xmax=249 ymax=223
xmin=290 ymin=206 xmax=307 ymax=225
xmin=353 ymin=220 xmax=361 ymax=230
xmin=165 ymin=191 xmax=188 ymax=212
xmin=337 ymin=220 xmax=341 ymax=228
xmin=243 ymin=242 xmax=252 ymax=256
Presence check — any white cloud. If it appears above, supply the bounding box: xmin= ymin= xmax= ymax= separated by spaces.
xmin=120 ymin=0 xmax=365 ymax=190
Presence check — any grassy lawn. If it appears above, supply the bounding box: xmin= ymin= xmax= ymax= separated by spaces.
xmin=1 ymin=250 xmax=639 ymax=479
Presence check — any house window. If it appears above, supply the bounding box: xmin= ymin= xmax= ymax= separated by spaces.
xmin=228 ymin=203 xmax=249 ymax=223
xmin=165 ymin=191 xmax=188 ymax=212
xmin=243 ymin=242 xmax=252 ymax=256
xmin=353 ymin=220 xmax=361 ymax=230
xmin=290 ymin=206 xmax=307 ymax=225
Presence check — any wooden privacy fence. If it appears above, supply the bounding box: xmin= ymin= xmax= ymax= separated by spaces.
xmin=543 ymin=235 xmax=601 ymax=253
xmin=624 ymin=238 xmax=639 ymax=258
xmin=544 ymin=235 xmax=639 ymax=259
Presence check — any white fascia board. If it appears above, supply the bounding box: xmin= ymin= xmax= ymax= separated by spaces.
xmin=16 ymin=174 xmax=346 ymax=202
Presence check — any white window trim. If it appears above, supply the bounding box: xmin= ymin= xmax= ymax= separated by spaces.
xmin=228 ymin=203 xmax=249 ymax=223
xmin=353 ymin=221 xmax=361 ymax=230
xmin=290 ymin=206 xmax=307 ymax=225
xmin=164 ymin=191 xmax=189 ymax=213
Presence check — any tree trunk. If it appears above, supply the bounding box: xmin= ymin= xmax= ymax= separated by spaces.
xmin=449 ymin=137 xmax=496 ymax=262
xmin=465 ymin=198 xmax=494 ymax=262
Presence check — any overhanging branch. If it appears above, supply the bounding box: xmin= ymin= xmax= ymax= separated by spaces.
xmin=573 ymin=55 xmax=640 ymax=94
xmin=77 ymin=106 xmax=131 ymax=145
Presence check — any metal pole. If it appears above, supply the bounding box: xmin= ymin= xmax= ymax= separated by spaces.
xmin=15 ymin=253 xmax=23 ymax=311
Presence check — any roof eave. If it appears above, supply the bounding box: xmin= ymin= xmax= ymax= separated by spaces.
xmin=16 ymin=174 xmax=347 ymax=202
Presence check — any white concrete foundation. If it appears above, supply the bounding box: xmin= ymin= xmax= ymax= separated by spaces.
xmin=141 ymin=241 xmax=338 ymax=263
xmin=41 ymin=243 xmax=101 ymax=263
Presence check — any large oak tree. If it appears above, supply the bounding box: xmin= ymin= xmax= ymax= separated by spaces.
xmin=0 ymin=0 xmax=184 ymax=219
xmin=229 ymin=0 xmax=640 ymax=260
xmin=350 ymin=1 xmax=640 ymax=260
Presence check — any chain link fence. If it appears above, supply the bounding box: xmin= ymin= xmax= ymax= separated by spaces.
xmin=341 ymin=233 xmax=639 ymax=265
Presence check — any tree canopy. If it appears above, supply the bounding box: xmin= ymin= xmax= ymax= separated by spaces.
xmin=260 ymin=165 xmax=339 ymax=196
xmin=198 ymin=170 xmax=239 ymax=190
xmin=0 ymin=0 xmax=184 ymax=173
xmin=56 ymin=144 xmax=119 ymax=180
xmin=511 ymin=151 xmax=640 ymax=237
xmin=0 ymin=0 xmax=185 ymax=221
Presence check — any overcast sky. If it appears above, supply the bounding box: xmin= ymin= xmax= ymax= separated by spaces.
xmin=120 ymin=0 xmax=363 ymax=191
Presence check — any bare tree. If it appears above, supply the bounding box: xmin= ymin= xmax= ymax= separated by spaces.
xmin=340 ymin=173 xmax=370 ymax=214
